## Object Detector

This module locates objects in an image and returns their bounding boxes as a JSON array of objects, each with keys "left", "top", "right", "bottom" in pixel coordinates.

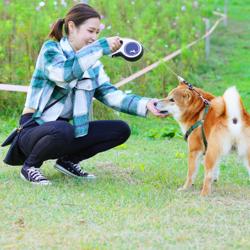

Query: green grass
[
  {"left": 1, "top": 0, "right": 250, "bottom": 249},
  {"left": 1, "top": 136, "right": 250, "bottom": 249}
]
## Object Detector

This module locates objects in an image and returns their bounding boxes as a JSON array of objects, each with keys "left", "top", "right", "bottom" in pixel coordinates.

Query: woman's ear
[{"left": 68, "top": 21, "right": 76, "bottom": 34}]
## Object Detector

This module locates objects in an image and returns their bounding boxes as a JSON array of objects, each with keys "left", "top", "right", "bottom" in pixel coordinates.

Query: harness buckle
[{"left": 204, "top": 100, "right": 210, "bottom": 106}]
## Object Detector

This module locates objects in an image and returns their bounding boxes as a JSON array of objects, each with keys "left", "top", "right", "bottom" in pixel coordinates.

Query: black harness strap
[
  {"left": 182, "top": 80, "right": 210, "bottom": 153},
  {"left": 184, "top": 104, "right": 209, "bottom": 152}
]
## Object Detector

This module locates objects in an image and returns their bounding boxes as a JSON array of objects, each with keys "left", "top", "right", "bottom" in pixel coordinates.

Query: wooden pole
[{"left": 224, "top": 0, "right": 228, "bottom": 26}]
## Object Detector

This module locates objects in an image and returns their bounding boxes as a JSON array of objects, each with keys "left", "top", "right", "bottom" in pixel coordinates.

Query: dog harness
[
  {"left": 182, "top": 81, "right": 211, "bottom": 152},
  {"left": 184, "top": 104, "right": 210, "bottom": 152}
]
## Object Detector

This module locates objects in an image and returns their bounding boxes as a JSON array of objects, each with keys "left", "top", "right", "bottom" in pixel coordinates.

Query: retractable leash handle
[{"left": 111, "top": 38, "right": 144, "bottom": 62}]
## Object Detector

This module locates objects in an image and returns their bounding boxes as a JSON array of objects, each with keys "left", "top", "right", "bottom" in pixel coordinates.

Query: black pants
[{"left": 18, "top": 113, "right": 131, "bottom": 168}]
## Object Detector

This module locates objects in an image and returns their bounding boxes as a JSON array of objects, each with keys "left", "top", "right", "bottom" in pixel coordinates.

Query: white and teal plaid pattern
[{"left": 24, "top": 37, "right": 150, "bottom": 137}]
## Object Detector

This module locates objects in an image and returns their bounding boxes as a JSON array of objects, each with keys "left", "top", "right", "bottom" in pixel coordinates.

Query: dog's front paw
[
  {"left": 177, "top": 186, "right": 186, "bottom": 192},
  {"left": 177, "top": 182, "right": 194, "bottom": 192},
  {"left": 177, "top": 185, "right": 193, "bottom": 192},
  {"left": 200, "top": 188, "right": 211, "bottom": 196}
]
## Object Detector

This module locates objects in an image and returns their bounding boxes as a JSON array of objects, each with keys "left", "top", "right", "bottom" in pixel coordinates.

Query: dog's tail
[{"left": 223, "top": 86, "right": 243, "bottom": 136}]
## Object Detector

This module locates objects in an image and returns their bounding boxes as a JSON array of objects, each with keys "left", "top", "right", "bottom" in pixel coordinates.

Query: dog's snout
[
  {"left": 154, "top": 101, "right": 169, "bottom": 115},
  {"left": 155, "top": 100, "right": 164, "bottom": 110}
]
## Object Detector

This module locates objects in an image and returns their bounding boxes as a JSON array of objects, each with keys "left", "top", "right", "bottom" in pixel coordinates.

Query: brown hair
[{"left": 49, "top": 3, "right": 101, "bottom": 41}]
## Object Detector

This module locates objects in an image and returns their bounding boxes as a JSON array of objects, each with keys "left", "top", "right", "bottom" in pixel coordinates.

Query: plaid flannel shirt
[{"left": 24, "top": 37, "right": 151, "bottom": 137}]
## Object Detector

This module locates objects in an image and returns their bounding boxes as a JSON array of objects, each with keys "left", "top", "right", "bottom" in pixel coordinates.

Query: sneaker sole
[
  {"left": 20, "top": 173, "right": 52, "bottom": 186},
  {"left": 54, "top": 164, "right": 96, "bottom": 180}
]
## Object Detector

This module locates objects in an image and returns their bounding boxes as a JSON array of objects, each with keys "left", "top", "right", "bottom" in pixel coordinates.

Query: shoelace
[
  {"left": 73, "top": 164, "right": 87, "bottom": 175},
  {"left": 27, "top": 167, "right": 47, "bottom": 181}
]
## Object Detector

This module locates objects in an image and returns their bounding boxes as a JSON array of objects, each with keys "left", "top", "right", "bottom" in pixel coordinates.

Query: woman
[{"left": 18, "top": 3, "right": 166, "bottom": 185}]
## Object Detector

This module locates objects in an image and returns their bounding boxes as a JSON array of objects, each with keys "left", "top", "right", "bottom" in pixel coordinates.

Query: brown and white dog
[{"left": 156, "top": 82, "right": 250, "bottom": 196}]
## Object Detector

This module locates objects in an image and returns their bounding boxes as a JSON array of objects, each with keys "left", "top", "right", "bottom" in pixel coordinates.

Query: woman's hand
[
  {"left": 107, "top": 36, "right": 122, "bottom": 52},
  {"left": 146, "top": 99, "right": 168, "bottom": 118}
]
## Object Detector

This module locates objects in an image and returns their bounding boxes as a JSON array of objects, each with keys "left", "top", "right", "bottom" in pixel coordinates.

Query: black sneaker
[
  {"left": 20, "top": 166, "right": 51, "bottom": 185},
  {"left": 54, "top": 159, "right": 96, "bottom": 179}
]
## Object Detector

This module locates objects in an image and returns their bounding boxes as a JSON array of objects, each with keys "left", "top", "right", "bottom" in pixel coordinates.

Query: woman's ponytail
[{"left": 48, "top": 18, "right": 65, "bottom": 41}]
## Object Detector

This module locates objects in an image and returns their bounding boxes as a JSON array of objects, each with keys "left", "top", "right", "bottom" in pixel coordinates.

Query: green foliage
[
  {"left": 145, "top": 125, "right": 182, "bottom": 139},
  {"left": 0, "top": 0, "right": 223, "bottom": 112}
]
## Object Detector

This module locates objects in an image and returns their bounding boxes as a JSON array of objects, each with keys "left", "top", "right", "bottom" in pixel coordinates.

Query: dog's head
[{"left": 155, "top": 83, "right": 213, "bottom": 121}]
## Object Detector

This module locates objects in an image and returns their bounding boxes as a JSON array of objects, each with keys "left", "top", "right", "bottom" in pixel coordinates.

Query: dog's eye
[{"left": 169, "top": 98, "right": 175, "bottom": 102}]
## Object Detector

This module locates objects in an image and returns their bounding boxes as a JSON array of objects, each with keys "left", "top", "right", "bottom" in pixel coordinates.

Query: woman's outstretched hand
[{"left": 146, "top": 99, "right": 168, "bottom": 118}]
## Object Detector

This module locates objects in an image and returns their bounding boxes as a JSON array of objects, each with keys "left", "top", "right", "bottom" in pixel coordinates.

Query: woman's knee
[{"left": 116, "top": 120, "right": 131, "bottom": 141}]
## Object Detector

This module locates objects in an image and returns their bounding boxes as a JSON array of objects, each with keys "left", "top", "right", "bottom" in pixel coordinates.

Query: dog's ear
[
  {"left": 183, "top": 89, "right": 192, "bottom": 101},
  {"left": 178, "top": 81, "right": 186, "bottom": 87},
  {"left": 211, "top": 97, "right": 225, "bottom": 116}
]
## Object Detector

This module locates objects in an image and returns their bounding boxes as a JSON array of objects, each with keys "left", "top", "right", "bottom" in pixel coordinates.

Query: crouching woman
[{"left": 14, "top": 3, "right": 165, "bottom": 185}]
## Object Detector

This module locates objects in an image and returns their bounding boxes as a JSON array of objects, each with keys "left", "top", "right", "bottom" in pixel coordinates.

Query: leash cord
[{"left": 144, "top": 46, "right": 211, "bottom": 105}]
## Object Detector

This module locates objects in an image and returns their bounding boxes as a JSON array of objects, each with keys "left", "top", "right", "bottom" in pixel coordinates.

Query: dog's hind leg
[
  {"left": 201, "top": 134, "right": 231, "bottom": 196},
  {"left": 201, "top": 128, "right": 232, "bottom": 196},
  {"left": 201, "top": 147, "right": 222, "bottom": 196},
  {"left": 179, "top": 150, "right": 203, "bottom": 191},
  {"left": 212, "top": 164, "right": 220, "bottom": 182}
]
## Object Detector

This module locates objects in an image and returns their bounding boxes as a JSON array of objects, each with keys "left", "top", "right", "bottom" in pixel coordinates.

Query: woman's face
[{"left": 68, "top": 17, "right": 101, "bottom": 51}]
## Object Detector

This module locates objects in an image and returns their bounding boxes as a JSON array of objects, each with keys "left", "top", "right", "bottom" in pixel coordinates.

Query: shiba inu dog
[{"left": 156, "top": 82, "right": 250, "bottom": 196}]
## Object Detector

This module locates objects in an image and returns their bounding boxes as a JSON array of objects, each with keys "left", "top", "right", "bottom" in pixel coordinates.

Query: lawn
[
  {"left": 0, "top": 0, "right": 250, "bottom": 249},
  {"left": 1, "top": 133, "right": 249, "bottom": 249}
]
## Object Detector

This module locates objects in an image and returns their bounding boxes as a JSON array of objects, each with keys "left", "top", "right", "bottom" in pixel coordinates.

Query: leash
[
  {"left": 114, "top": 12, "right": 226, "bottom": 88},
  {"left": 144, "top": 52, "right": 211, "bottom": 152},
  {"left": 117, "top": 13, "right": 226, "bottom": 151},
  {"left": 129, "top": 40, "right": 212, "bottom": 152},
  {"left": 177, "top": 76, "right": 210, "bottom": 106}
]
